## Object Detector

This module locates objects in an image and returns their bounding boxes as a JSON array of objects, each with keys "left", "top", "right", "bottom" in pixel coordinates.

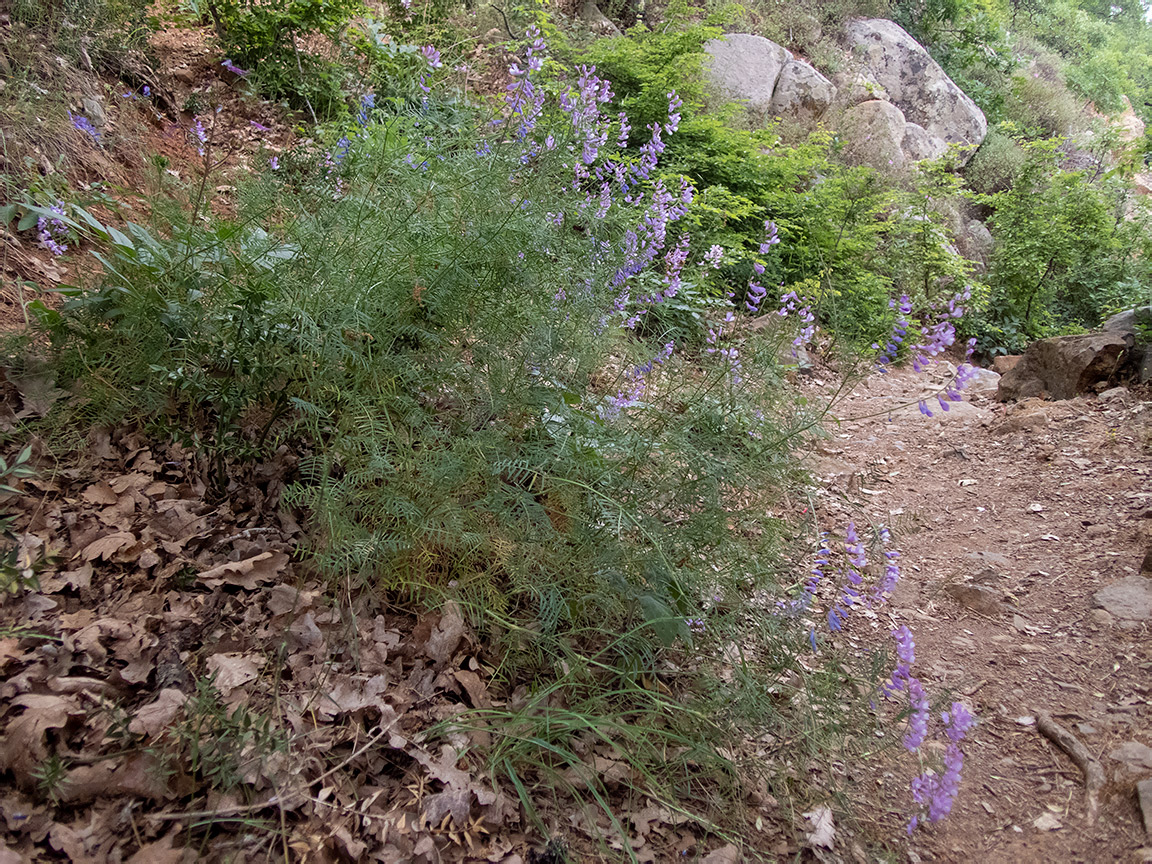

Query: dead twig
[{"left": 1035, "top": 709, "right": 1105, "bottom": 824}]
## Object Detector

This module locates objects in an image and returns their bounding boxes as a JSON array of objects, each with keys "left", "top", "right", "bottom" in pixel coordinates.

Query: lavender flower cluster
[
  {"left": 37, "top": 202, "right": 69, "bottom": 256},
  {"left": 873, "top": 287, "right": 981, "bottom": 416},
  {"left": 785, "top": 521, "right": 900, "bottom": 640},
  {"left": 883, "top": 625, "right": 977, "bottom": 831}
]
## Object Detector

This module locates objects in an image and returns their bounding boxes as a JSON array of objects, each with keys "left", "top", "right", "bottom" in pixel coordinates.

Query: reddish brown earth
[{"left": 807, "top": 364, "right": 1152, "bottom": 863}]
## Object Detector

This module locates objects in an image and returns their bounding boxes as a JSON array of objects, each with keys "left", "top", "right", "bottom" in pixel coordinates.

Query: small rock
[
  {"left": 1084, "top": 524, "right": 1110, "bottom": 539},
  {"left": 963, "top": 367, "right": 1001, "bottom": 394},
  {"left": 1109, "top": 741, "right": 1152, "bottom": 775},
  {"left": 173, "top": 67, "right": 196, "bottom": 85},
  {"left": 1088, "top": 608, "right": 1113, "bottom": 628},
  {"left": 945, "top": 582, "right": 1005, "bottom": 615},
  {"left": 82, "top": 96, "right": 105, "bottom": 127},
  {"left": 1098, "top": 386, "right": 1127, "bottom": 403},
  {"left": 1141, "top": 545, "right": 1152, "bottom": 574},
  {"left": 1001, "top": 404, "right": 1049, "bottom": 433},
  {"left": 1094, "top": 576, "right": 1152, "bottom": 621},
  {"left": 1033, "top": 812, "right": 1062, "bottom": 831},
  {"left": 1138, "top": 779, "right": 1152, "bottom": 836},
  {"left": 992, "top": 354, "right": 1022, "bottom": 375}
]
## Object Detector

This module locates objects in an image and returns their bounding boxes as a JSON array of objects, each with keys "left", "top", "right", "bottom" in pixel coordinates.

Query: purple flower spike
[
  {"left": 69, "top": 112, "right": 100, "bottom": 143},
  {"left": 221, "top": 59, "right": 250, "bottom": 77},
  {"left": 421, "top": 45, "right": 443, "bottom": 69}
]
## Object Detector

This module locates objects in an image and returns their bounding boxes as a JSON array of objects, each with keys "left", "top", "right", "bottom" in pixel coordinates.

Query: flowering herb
[
  {"left": 221, "top": 59, "right": 249, "bottom": 77},
  {"left": 69, "top": 112, "right": 100, "bottom": 143},
  {"left": 700, "top": 244, "right": 724, "bottom": 269},
  {"left": 37, "top": 202, "right": 69, "bottom": 256},
  {"left": 191, "top": 117, "right": 207, "bottom": 156},
  {"left": 420, "top": 45, "right": 442, "bottom": 69},
  {"left": 598, "top": 341, "right": 674, "bottom": 421}
]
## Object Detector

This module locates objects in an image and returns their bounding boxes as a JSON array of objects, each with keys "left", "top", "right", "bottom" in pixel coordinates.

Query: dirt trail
[{"left": 807, "top": 365, "right": 1152, "bottom": 862}]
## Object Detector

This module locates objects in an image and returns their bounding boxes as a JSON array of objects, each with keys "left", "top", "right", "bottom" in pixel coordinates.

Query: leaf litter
[{"left": 0, "top": 425, "right": 758, "bottom": 861}]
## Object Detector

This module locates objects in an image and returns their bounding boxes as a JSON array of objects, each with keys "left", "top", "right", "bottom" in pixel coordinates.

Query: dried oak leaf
[
  {"left": 57, "top": 752, "right": 171, "bottom": 804},
  {"left": 205, "top": 652, "right": 265, "bottom": 696},
  {"left": 199, "top": 551, "right": 288, "bottom": 590},
  {"left": 128, "top": 688, "right": 188, "bottom": 737},
  {"left": 80, "top": 531, "right": 141, "bottom": 563},
  {"left": 317, "top": 674, "right": 390, "bottom": 720},
  {"left": 804, "top": 805, "right": 835, "bottom": 849},
  {"left": 423, "top": 601, "right": 468, "bottom": 666},
  {"left": 0, "top": 694, "right": 82, "bottom": 779},
  {"left": 126, "top": 830, "right": 185, "bottom": 864},
  {"left": 38, "top": 561, "right": 93, "bottom": 594}
]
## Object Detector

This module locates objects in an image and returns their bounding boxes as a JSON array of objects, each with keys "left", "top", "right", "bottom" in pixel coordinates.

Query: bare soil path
[{"left": 809, "top": 365, "right": 1152, "bottom": 862}]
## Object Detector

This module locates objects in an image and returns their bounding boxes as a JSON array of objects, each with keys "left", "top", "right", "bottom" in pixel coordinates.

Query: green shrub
[
  {"left": 207, "top": 0, "right": 366, "bottom": 117},
  {"left": 962, "top": 126, "right": 1027, "bottom": 193}
]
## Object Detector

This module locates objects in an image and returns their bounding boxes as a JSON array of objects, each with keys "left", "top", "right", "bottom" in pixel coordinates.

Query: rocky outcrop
[
  {"left": 703, "top": 34, "right": 791, "bottom": 114},
  {"left": 769, "top": 59, "right": 835, "bottom": 122},
  {"left": 902, "top": 122, "right": 947, "bottom": 162},
  {"left": 996, "top": 332, "right": 1132, "bottom": 401},
  {"left": 840, "top": 100, "right": 907, "bottom": 170},
  {"left": 846, "top": 19, "right": 987, "bottom": 164},
  {"left": 1104, "top": 305, "right": 1152, "bottom": 383},
  {"left": 955, "top": 216, "right": 993, "bottom": 273}
]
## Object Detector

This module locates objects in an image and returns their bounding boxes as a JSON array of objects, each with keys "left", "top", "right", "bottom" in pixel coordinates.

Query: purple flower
[
  {"left": 700, "top": 244, "right": 724, "bottom": 269},
  {"left": 904, "top": 678, "right": 930, "bottom": 751},
  {"left": 69, "top": 112, "right": 100, "bottom": 143},
  {"left": 37, "top": 201, "right": 69, "bottom": 256},
  {"left": 911, "top": 744, "right": 966, "bottom": 823},
  {"left": 598, "top": 341, "right": 674, "bottom": 421},
  {"left": 357, "top": 93, "right": 375, "bottom": 127},
  {"left": 421, "top": 45, "right": 443, "bottom": 69},
  {"left": 221, "top": 59, "right": 249, "bottom": 77},
  {"left": 943, "top": 702, "right": 976, "bottom": 742},
  {"left": 191, "top": 117, "right": 207, "bottom": 156},
  {"left": 250, "top": 120, "right": 270, "bottom": 131},
  {"left": 269, "top": 156, "right": 280, "bottom": 170}
]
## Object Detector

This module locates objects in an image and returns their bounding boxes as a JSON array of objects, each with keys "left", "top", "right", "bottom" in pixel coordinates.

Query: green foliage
[
  {"left": 208, "top": 0, "right": 366, "bottom": 116},
  {"left": 11, "top": 0, "right": 151, "bottom": 65},
  {"left": 967, "top": 134, "right": 1152, "bottom": 352},
  {"left": 962, "top": 126, "right": 1026, "bottom": 193},
  {"left": 166, "top": 676, "right": 287, "bottom": 793}
]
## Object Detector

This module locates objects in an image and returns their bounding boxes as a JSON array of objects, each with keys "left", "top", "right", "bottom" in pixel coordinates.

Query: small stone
[
  {"left": 1033, "top": 811, "right": 1062, "bottom": 831},
  {"left": 1138, "top": 779, "right": 1152, "bottom": 836},
  {"left": 82, "top": 96, "right": 105, "bottom": 127},
  {"left": 945, "top": 582, "right": 1005, "bottom": 615},
  {"left": 1098, "top": 386, "right": 1127, "bottom": 403},
  {"left": 173, "top": 67, "right": 196, "bottom": 85},
  {"left": 1088, "top": 608, "right": 1113, "bottom": 628},
  {"left": 1109, "top": 741, "right": 1152, "bottom": 775},
  {"left": 1094, "top": 577, "right": 1152, "bottom": 621}
]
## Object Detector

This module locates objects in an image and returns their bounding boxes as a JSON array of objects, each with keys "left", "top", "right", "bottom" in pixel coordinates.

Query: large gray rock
[
  {"left": 704, "top": 34, "right": 790, "bottom": 115},
  {"left": 577, "top": 0, "right": 620, "bottom": 36},
  {"left": 1103, "top": 306, "right": 1152, "bottom": 343},
  {"left": 831, "top": 71, "right": 889, "bottom": 107},
  {"left": 996, "top": 332, "right": 1132, "bottom": 401},
  {"left": 902, "top": 122, "right": 948, "bottom": 162},
  {"left": 846, "top": 19, "right": 986, "bottom": 164},
  {"left": 840, "top": 99, "right": 906, "bottom": 170},
  {"left": 956, "top": 216, "right": 993, "bottom": 272},
  {"left": 769, "top": 59, "right": 835, "bottom": 122}
]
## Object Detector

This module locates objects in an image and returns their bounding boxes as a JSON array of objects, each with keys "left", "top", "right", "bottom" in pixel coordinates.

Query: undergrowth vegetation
[{"left": 2, "top": 0, "right": 1150, "bottom": 853}]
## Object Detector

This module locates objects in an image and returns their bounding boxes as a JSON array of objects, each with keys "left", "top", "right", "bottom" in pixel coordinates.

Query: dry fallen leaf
[
  {"left": 80, "top": 531, "right": 140, "bottom": 562},
  {"left": 424, "top": 601, "right": 467, "bottom": 665},
  {"left": 0, "top": 694, "right": 80, "bottom": 779},
  {"left": 129, "top": 688, "right": 188, "bottom": 737},
  {"left": 804, "top": 805, "right": 835, "bottom": 849},
  {"left": 199, "top": 551, "right": 289, "bottom": 589},
  {"left": 205, "top": 652, "right": 265, "bottom": 696},
  {"left": 701, "top": 843, "right": 740, "bottom": 864}
]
